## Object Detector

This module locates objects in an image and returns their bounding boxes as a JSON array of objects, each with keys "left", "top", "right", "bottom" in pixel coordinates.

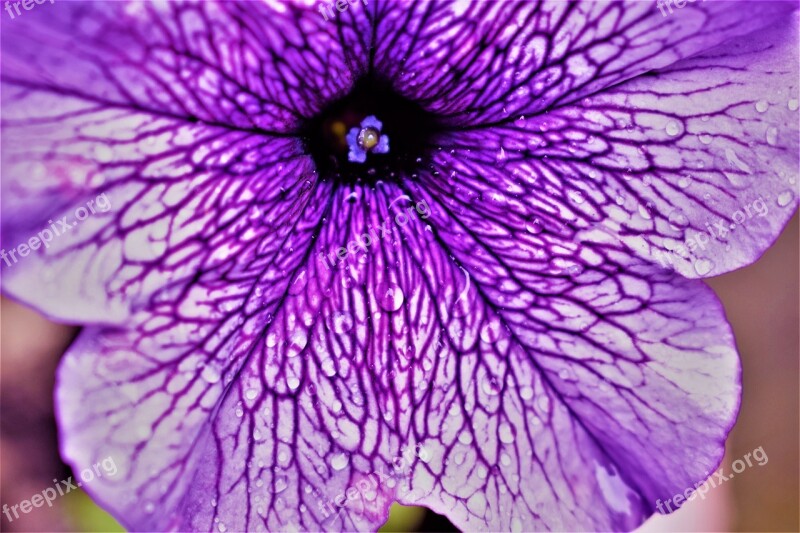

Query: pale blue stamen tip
[{"left": 347, "top": 115, "right": 390, "bottom": 164}]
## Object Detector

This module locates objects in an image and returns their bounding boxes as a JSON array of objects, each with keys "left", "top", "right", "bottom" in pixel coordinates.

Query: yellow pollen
[{"left": 358, "top": 127, "right": 380, "bottom": 150}]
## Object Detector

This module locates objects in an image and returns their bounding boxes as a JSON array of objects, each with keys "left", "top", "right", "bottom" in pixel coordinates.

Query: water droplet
[
  {"left": 693, "top": 259, "right": 714, "bottom": 276},
  {"left": 271, "top": 476, "right": 288, "bottom": 494},
  {"left": 321, "top": 359, "right": 336, "bottom": 377},
  {"left": 377, "top": 283, "right": 404, "bottom": 312},
  {"left": 201, "top": 365, "right": 221, "bottom": 384},
  {"left": 287, "top": 377, "right": 300, "bottom": 390},
  {"left": 288, "top": 269, "right": 307, "bottom": 296},
  {"left": 777, "top": 190, "right": 795, "bottom": 207},
  {"left": 331, "top": 311, "right": 354, "bottom": 334},
  {"left": 331, "top": 453, "right": 349, "bottom": 471},
  {"left": 668, "top": 209, "right": 689, "bottom": 229},
  {"left": 520, "top": 386, "right": 534, "bottom": 400},
  {"left": 525, "top": 217, "right": 543, "bottom": 234},
  {"left": 665, "top": 120, "right": 683, "bottom": 137},
  {"left": 454, "top": 452, "right": 465, "bottom": 465},
  {"left": 496, "top": 147, "right": 508, "bottom": 166},
  {"left": 678, "top": 175, "right": 692, "bottom": 189},
  {"left": 568, "top": 190, "right": 585, "bottom": 205},
  {"left": 789, "top": 99, "right": 799, "bottom": 111},
  {"left": 499, "top": 423, "right": 515, "bottom": 444},
  {"left": 755, "top": 100, "right": 769, "bottom": 113},
  {"left": 482, "top": 377, "right": 501, "bottom": 396},
  {"left": 218, "top": 522, "right": 227, "bottom": 532},
  {"left": 266, "top": 333, "right": 278, "bottom": 348},
  {"left": 245, "top": 388, "right": 258, "bottom": 401},
  {"left": 537, "top": 395, "right": 550, "bottom": 412},
  {"left": 458, "top": 431, "right": 473, "bottom": 445},
  {"left": 766, "top": 127, "right": 778, "bottom": 146},
  {"left": 287, "top": 330, "right": 307, "bottom": 358},
  {"left": 514, "top": 115, "right": 526, "bottom": 127},
  {"left": 698, "top": 134, "right": 713, "bottom": 145},
  {"left": 480, "top": 320, "right": 504, "bottom": 343}
]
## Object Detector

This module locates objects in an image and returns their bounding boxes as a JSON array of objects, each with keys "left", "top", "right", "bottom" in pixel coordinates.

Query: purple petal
[
  {"left": 360, "top": 115, "right": 383, "bottom": 131},
  {"left": 373, "top": 134, "right": 390, "bottom": 154},
  {"left": 348, "top": 146, "right": 368, "bottom": 163},
  {"left": 370, "top": 1, "right": 796, "bottom": 126},
  {"left": 442, "top": 13, "right": 798, "bottom": 279},
  {"left": 1, "top": 1, "right": 348, "bottom": 322}
]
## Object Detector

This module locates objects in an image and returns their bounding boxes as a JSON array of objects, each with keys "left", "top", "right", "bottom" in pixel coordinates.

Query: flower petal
[
  {"left": 369, "top": 1, "right": 796, "bottom": 126},
  {"left": 1, "top": 1, "right": 359, "bottom": 321},
  {"left": 445, "top": 12, "right": 798, "bottom": 279},
  {"left": 58, "top": 176, "right": 739, "bottom": 531}
]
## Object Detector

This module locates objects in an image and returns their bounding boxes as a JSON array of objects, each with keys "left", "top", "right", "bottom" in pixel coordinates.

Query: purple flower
[{"left": 1, "top": 1, "right": 798, "bottom": 531}]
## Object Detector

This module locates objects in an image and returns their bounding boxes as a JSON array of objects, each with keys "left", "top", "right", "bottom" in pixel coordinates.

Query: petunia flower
[{"left": 1, "top": 1, "right": 798, "bottom": 532}]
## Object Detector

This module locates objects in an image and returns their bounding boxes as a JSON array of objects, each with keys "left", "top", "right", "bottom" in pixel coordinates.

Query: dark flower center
[{"left": 300, "top": 76, "right": 440, "bottom": 185}]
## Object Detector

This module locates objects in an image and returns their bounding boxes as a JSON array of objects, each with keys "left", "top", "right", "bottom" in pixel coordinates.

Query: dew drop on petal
[
  {"left": 245, "top": 388, "right": 258, "bottom": 401},
  {"left": 331, "top": 311, "right": 354, "bottom": 333},
  {"left": 536, "top": 395, "right": 550, "bottom": 412},
  {"left": 755, "top": 100, "right": 769, "bottom": 113},
  {"left": 520, "top": 386, "right": 534, "bottom": 400},
  {"left": 499, "top": 423, "right": 515, "bottom": 444},
  {"left": 377, "top": 283, "right": 404, "bottom": 311},
  {"left": 698, "top": 134, "right": 713, "bottom": 145},
  {"left": 496, "top": 147, "right": 508, "bottom": 166},
  {"left": 765, "top": 127, "right": 779, "bottom": 146},
  {"left": 668, "top": 209, "right": 689, "bottom": 229},
  {"left": 693, "top": 259, "right": 714, "bottom": 276},
  {"left": 201, "top": 365, "right": 221, "bottom": 384},
  {"left": 287, "top": 330, "right": 307, "bottom": 358},
  {"left": 678, "top": 175, "right": 692, "bottom": 189},
  {"left": 525, "top": 217, "right": 543, "bottom": 234},
  {"left": 568, "top": 190, "right": 585, "bottom": 205},
  {"left": 331, "top": 453, "right": 349, "bottom": 471},
  {"left": 271, "top": 476, "right": 288, "bottom": 494},
  {"left": 321, "top": 359, "right": 336, "bottom": 377},
  {"left": 480, "top": 320, "right": 504, "bottom": 343},
  {"left": 288, "top": 270, "right": 307, "bottom": 295},
  {"left": 287, "top": 377, "right": 300, "bottom": 390},
  {"left": 777, "top": 190, "right": 795, "bottom": 207},
  {"left": 665, "top": 120, "right": 683, "bottom": 136},
  {"left": 482, "top": 377, "right": 501, "bottom": 396},
  {"left": 789, "top": 99, "right": 799, "bottom": 111}
]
